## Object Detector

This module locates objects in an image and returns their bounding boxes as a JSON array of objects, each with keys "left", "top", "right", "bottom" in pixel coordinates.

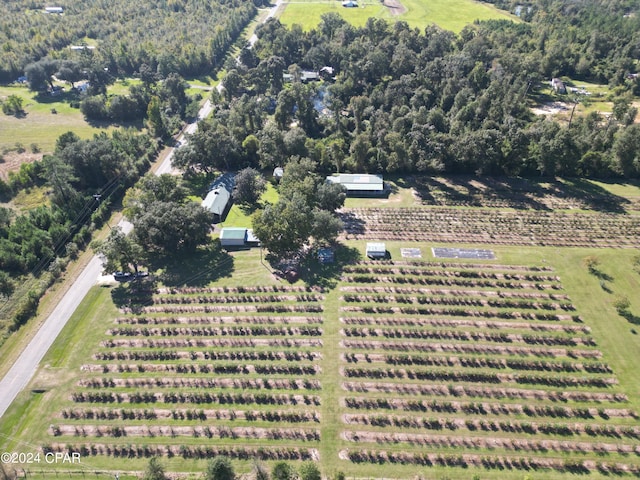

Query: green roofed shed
[{"left": 220, "top": 227, "right": 247, "bottom": 247}]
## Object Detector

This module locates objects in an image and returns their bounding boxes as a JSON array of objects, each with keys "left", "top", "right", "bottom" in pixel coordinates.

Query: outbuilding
[
  {"left": 202, "top": 187, "right": 231, "bottom": 223},
  {"left": 366, "top": 242, "right": 387, "bottom": 259},
  {"left": 326, "top": 173, "right": 385, "bottom": 196},
  {"left": 219, "top": 228, "right": 260, "bottom": 248},
  {"left": 220, "top": 228, "right": 248, "bottom": 247},
  {"left": 45, "top": 6, "right": 64, "bottom": 13},
  {"left": 551, "top": 78, "right": 567, "bottom": 94}
]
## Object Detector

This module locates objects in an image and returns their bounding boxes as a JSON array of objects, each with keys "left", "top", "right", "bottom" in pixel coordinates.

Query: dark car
[{"left": 113, "top": 271, "right": 133, "bottom": 281}]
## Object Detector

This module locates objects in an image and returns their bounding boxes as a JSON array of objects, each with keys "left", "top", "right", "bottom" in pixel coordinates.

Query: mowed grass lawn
[
  {"left": 0, "top": 85, "right": 119, "bottom": 154},
  {"left": 0, "top": 76, "right": 159, "bottom": 156},
  {"left": 221, "top": 181, "right": 279, "bottom": 228},
  {"left": 279, "top": 0, "right": 518, "bottom": 32}
]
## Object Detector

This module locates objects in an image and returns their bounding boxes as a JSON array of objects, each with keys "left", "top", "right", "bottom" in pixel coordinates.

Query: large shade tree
[
  {"left": 251, "top": 157, "right": 344, "bottom": 260},
  {"left": 93, "top": 226, "right": 145, "bottom": 274}
]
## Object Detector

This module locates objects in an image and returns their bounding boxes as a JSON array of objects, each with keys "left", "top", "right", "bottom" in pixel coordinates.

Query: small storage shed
[
  {"left": 220, "top": 228, "right": 247, "bottom": 247},
  {"left": 45, "top": 6, "right": 64, "bottom": 13},
  {"left": 366, "top": 242, "right": 387, "bottom": 259}
]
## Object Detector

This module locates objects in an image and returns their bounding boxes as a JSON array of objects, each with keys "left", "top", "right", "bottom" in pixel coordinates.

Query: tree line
[
  {"left": 0, "top": 130, "right": 157, "bottom": 337},
  {"left": 173, "top": 0, "right": 640, "bottom": 179},
  {"left": 141, "top": 456, "right": 330, "bottom": 480}
]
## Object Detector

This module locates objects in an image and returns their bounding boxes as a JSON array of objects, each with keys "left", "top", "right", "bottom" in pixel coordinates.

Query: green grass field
[
  {"left": 0, "top": 84, "right": 136, "bottom": 154},
  {"left": 2, "top": 177, "right": 640, "bottom": 479},
  {"left": 279, "top": 0, "right": 517, "bottom": 32},
  {"left": 221, "top": 182, "right": 279, "bottom": 228},
  {"left": 530, "top": 78, "right": 640, "bottom": 122},
  {"left": 0, "top": 85, "right": 117, "bottom": 154}
]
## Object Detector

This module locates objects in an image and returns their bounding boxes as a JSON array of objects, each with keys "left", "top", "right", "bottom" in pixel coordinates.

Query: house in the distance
[
  {"left": 283, "top": 70, "right": 320, "bottom": 83},
  {"left": 319, "top": 66, "right": 336, "bottom": 81},
  {"left": 45, "top": 6, "right": 64, "bottom": 13},
  {"left": 326, "top": 173, "right": 386, "bottom": 197}
]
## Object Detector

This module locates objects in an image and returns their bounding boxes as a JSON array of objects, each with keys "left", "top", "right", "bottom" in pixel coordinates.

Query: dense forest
[
  {"left": 173, "top": 0, "right": 640, "bottom": 178},
  {"left": 0, "top": 0, "right": 258, "bottom": 82},
  {"left": 0, "top": 130, "right": 157, "bottom": 337}
]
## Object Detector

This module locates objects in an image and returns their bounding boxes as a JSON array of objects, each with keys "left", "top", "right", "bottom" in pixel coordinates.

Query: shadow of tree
[
  {"left": 338, "top": 211, "right": 366, "bottom": 236},
  {"left": 109, "top": 278, "right": 156, "bottom": 313},
  {"left": 146, "top": 243, "right": 234, "bottom": 287},
  {"left": 412, "top": 174, "right": 632, "bottom": 214},
  {"left": 298, "top": 244, "right": 361, "bottom": 288},
  {"left": 621, "top": 310, "right": 640, "bottom": 325},
  {"left": 590, "top": 268, "right": 614, "bottom": 282}
]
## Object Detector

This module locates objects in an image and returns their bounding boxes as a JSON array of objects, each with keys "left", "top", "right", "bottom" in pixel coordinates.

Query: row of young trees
[
  {"left": 142, "top": 456, "right": 325, "bottom": 480},
  {"left": 0, "top": 0, "right": 257, "bottom": 82}
]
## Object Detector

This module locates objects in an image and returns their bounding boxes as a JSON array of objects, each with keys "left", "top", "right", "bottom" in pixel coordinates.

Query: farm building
[
  {"left": 219, "top": 228, "right": 260, "bottom": 248},
  {"left": 301, "top": 71, "right": 320, "bottom": 82},
  {"left": 45, "top": 6, "right": 64, "bottom": 13},
  {"left": 283, "top": 70, "right": 320, "bottom": 83},
  {"left": 202, "top": 172, "right": 235, "bottom": 222},
  {"left": 366, "top": 242, "right": 387, "bottom": 259},
  {"left": 326, "top": 173, "right": 385, "bottom": 196},
  {"left": 201, "top": 187, "right": 231, "bottom": 222}
]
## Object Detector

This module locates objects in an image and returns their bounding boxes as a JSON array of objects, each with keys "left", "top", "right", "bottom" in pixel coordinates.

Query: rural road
[
  {"left": 0, "top": 92, "right": 210, "bottom": 420},
  {"left": 0, "top": 0, "right": 283, "bottom": 421}
]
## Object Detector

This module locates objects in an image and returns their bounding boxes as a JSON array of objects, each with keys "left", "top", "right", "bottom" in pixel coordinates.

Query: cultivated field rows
[
  {"left": 35, "top": 259, "right": 640, "bottom": 476},
  {"left": 336, "top": 260, "right": 640, "bottom": 475},
  {"left": 48, "top": 286, "right": 326, "bottom": 462},
  {"left": 414, "top": 176, "right": 640, "bottom": 213},
  {"left": 341, "top": 207, "right": 640, "bottom": 247}
]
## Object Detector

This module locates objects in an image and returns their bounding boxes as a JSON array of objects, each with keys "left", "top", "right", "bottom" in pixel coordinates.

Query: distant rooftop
[
  {"left": 210, "top": 172, "right": 236, "bottom": 192},
  {"left": 326, "top": 173, "right": 384, "bottom": 192}
]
